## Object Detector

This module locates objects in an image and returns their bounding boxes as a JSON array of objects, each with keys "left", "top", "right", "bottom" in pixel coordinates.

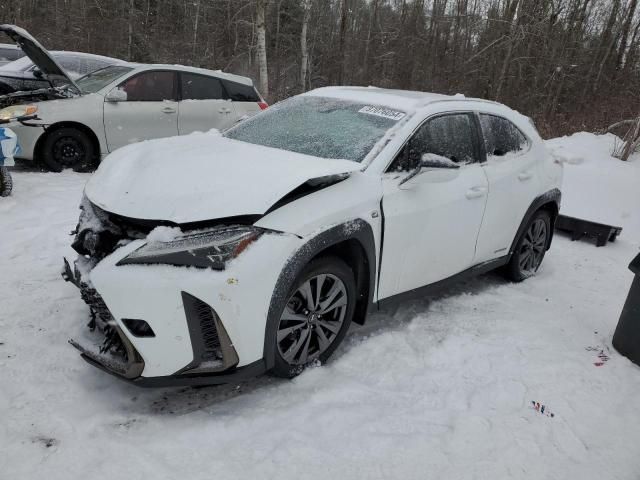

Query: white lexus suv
[{"left": 65, "top": 87, "right": 562, "bottom": 387}]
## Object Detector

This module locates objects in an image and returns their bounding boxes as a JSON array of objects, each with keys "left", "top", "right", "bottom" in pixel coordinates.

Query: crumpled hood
[{"left": 85, "top": 132, "right": 362, "bottom": 224}]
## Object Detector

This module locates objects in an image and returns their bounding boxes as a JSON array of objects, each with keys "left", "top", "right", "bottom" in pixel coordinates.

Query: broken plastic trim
[{"left": 69, "top": 323, "right": 145, "bottom": 379}]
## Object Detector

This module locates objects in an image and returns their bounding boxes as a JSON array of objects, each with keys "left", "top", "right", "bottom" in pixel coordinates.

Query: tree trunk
[
  {"left": 192, "top": 0, "right": 200, "bottom": 60},
  {"left": 616, "top": 0, "right": 638, "bottom": 69},
  {"left": 127, "top": 0, "right": 134, "bottom": 60},
  {"left": 338, "top": 0, "right": 349, "bottom": 84},
  {"left": 300, "top": 0, "right": 311, "bottom": 92},
  {"left": 256, "top": 0, "right": 269, "bottom": 99}
]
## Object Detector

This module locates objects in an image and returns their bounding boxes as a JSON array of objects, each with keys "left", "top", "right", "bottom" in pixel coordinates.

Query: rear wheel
[
  {"left": 0, "top": 167, "right": 12, "bottom": 197},
  {"left": 506, "top": 210, "right": 551, "bottom": 281},
  {"left": 271, "top": 256, "right": 356, "bottom": 378},
  {"left": 41, "top": 127, "right": 96, "bottom": 172}
]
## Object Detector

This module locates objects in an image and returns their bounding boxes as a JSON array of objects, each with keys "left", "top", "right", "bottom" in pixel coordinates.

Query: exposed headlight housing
[
  {"left": 0, "top": 104, "right": 38, "bottom": 122},
  {"left": 117, "top": 226, "right": 263, "bottom": 269}
]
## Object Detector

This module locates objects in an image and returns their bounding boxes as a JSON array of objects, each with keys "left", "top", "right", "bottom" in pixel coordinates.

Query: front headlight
[
  {"left": 116, "top": 226, "right": 263, "bottom": 269},
  {"left": 0, "top": 105, "right": 38, "bottom": 122}
]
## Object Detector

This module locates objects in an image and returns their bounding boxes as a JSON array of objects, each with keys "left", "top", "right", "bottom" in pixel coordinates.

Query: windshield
[
  {"left": 76, "top": 65, "right": 133, "bottom": 93},
  {"left": 224, "top": 96, "right": 406, "bottom": 162}
]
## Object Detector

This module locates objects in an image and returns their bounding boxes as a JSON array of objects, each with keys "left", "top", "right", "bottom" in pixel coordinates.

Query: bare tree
[
  {"left": 256, "top": 0, "right": 269, "bottom": 98},
  {"left": 2, "top": 0, "right": 640, "bottom": 140},
  {"left": 300, "top": 0, "right": 311, "bottom": 92}
]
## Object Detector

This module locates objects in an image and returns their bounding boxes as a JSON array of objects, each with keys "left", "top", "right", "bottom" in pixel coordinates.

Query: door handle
[
  {"left": 518, "top": 172, "right": 533, "bottom": 181},
  {"left": 465, "top": 186, "right": 487, "bottom": 199},
  {"left": 161, "top": 107, "right": 176, "bottom": 114},
  {"left": 218, "top": 108, "right": 232, "bottom": 114}
]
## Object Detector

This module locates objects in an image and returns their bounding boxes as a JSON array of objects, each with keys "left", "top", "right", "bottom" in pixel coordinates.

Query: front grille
[
  {"left": 80, "top": 284, "right": 128, "bottom": 358},
  {"left": 79, "top": 282, "right": 115, "bottom": 329}
]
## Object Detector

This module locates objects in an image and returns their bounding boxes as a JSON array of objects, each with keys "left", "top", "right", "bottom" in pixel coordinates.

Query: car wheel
[
  {"left": 271, "top": 256, "right": 356, "bottom": 378},
  {"left": 0, "top": 167, "right": 12, "bottom": 197},
  {"left": 41, "top": 127, "right": 96, "bottom": 172},
  {"left": 506, "top": 210, "right": 551, "bottom": 282}
]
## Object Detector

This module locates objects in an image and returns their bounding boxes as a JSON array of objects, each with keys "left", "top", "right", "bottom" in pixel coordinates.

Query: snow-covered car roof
[
  {"left": 304, "top": 86, "right": 500, "bottom": 113},
  {"left": 124, "top": 63, "right": 255, "bottom": 86}
]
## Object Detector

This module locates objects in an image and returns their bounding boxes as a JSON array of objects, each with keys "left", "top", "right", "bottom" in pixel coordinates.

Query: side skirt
[{"left": 376, "top": 255, "right": 510, "bottom": 309}]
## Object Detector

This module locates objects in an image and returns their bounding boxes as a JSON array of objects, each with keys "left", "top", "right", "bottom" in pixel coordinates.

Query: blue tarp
[{"left": 0, "top": 127, "right": 19, "bottom": 167}]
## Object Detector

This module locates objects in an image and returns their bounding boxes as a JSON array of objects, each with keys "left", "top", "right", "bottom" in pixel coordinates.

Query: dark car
[
  {"left": 0, "top": 43, "right": 25, "bottom": 66},
  {"left": 0, "top": 51, "right": 123, "bottom": 95}
]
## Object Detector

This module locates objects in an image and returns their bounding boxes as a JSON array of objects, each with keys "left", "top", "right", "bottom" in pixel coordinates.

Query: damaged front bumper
[
  {"left": 62, "top": 230, "right": 300, "bottom": 387},
  {"left": 63, "top": 256, "right": 265, "bottom": 387},
  {"left": 68, "top": 325, "right": 144, "bottom": 380}
]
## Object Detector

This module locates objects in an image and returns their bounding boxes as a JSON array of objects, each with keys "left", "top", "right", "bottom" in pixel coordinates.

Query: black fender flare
[
  {"left": 509, "top": 188, "right": 561, "bottom": 255},
  {"left": 263, "top": 219, "right": 377, "bottom": 370}
]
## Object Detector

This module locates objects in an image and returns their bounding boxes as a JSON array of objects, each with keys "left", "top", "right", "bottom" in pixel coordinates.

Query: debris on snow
[{"left": 531, "top": 401, "right": 555, "bottom": 418}]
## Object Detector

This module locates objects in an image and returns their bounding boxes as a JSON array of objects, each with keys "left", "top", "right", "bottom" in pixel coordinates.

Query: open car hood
[
  {"left": 0, "top": 24, "right": 80, "bottom": 93},
  {"left": 84, "top": 132, "right": 362, "bottom": 225}
]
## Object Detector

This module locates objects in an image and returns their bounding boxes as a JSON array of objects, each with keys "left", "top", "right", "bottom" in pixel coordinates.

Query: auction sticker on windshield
[{"left": 358, "top": 105, "right": 406, "bottom": 121}]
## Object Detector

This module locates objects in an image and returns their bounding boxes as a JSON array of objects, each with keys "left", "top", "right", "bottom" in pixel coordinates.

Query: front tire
[
  {"left": 41, "top": 127, "right": 96, "bottom": 172},
  {"left": 506, "top": 210, "right": 551, "bottom": 282},
  {"left": 0, "top": 166, "right": 12, "bottom": 197},
  {"left": 271, "top": 256, "right": 356, "bottom": 378}
]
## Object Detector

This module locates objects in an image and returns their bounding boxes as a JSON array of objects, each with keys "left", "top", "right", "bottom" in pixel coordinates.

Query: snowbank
[{"left": 546, "top": 132, "right": 640, "bottom": 239}]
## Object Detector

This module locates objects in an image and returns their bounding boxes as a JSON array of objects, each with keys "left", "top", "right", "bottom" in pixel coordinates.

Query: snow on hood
[
  {"left": 85, "top": 131, "right": 362, "bottom": 224},
  {"left": 0, "top": 24, "right": 80, "bottom": 93}
]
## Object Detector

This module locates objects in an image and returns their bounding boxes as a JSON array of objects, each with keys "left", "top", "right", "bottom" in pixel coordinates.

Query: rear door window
[
  {"left": 479, "top": 114, "right": 529, "bottom": 157},
  {"left": 222, "top": 80, "right": 259, "bottom": 102},
  {"left": 180, "top": 73, "right": 226, "bottom": 100},
  {"left": 119, "top": 71, "right": 177, "bottom": 101}
]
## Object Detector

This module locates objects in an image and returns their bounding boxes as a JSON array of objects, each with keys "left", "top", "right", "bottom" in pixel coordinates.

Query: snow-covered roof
[
  {"left": 305, "top": 86, "right": 498, "bottom": 112},
  {"left": 128, "top": 63, "right": 254, "bottom": 86},
  {"left": 47, "top": 50, "right": 125, "bottom": 63}
]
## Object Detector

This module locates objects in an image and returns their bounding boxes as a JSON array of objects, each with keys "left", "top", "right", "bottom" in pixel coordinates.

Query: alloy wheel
[
  {"left": 277, "top": 273, "right": 348, "bottom": 365},
  {"left": 519, "top": 218, "right": 547, "bottom": 274}
]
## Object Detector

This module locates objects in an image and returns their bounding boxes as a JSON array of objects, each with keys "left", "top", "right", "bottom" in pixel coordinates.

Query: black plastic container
[{"left": 612, "top": 253, "right": 640, "bottom": 366}]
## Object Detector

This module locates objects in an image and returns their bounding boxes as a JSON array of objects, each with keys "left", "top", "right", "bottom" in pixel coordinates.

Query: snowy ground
[{"left": 1, "top": 133, "right": 639, "bottom": 479}]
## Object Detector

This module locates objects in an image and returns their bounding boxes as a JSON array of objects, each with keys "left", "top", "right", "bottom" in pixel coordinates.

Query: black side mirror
[{"left": 32, "top": 67, "right": 43, "bottom": 79}]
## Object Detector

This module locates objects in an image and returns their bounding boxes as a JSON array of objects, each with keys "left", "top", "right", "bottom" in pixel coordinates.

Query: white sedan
[
  {"left": 65, "top": 86, "right": 563, "bottom": 387},
  {"left": 0, "top": 24, "right": 266, "bottom": 171}
]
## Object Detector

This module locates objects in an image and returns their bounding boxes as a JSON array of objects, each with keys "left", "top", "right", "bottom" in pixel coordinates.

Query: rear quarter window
[{"left": 223, "top": 80, "right": 260, "bottom": 102}]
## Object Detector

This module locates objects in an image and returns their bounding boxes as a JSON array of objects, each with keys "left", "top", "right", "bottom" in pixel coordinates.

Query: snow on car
[
  {"left": 0, "top": 24, "right": 266, "bottom": 172},
  {"left": 63, "top": 86, "right": 563, "bottom": 387}
]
